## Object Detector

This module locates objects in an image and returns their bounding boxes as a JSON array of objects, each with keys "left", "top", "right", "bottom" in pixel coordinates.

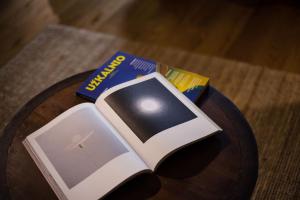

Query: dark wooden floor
[{"left": 1, "top": 0, "right": 300, "bottom": 73}]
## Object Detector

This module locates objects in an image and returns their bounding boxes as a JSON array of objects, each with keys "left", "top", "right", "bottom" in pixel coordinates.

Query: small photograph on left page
[{"left": 35, "top": 108, "right": 128, "bottom": 189}]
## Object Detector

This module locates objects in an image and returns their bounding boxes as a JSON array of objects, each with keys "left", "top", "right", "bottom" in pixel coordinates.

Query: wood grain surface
[
  {"left": 0, "top": 25, "right": 299, "bottom": 199},
  {"left": 1, "top": 0, "right": 300, "bottom": 73},
  {"left": 0, "top": 71, "right": 258, "bottom": 200}
]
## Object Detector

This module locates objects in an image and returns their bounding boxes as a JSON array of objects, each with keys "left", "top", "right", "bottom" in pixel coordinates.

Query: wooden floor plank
[
  {"left": 0, "top": 0, "right": 300, "bottom": 73},
  {"left": 225, "top": 3, "right": 300, "bottom": 73}
]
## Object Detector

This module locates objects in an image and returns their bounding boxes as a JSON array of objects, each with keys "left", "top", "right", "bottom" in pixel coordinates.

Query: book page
[
  {"left": 25, "top": 103, "right": 149, "bottom": 200},
  {"left": 95, "top": 73, "right": 222, "bottom": 170}
]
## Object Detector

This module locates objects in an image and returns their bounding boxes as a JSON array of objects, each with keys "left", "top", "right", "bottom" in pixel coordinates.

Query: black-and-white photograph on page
[
  {"left": 36, "top": 108, "right": 128, "bottom": 189},
  {"left": 105, "top": 78, "right": 197, "bottom": 143}
]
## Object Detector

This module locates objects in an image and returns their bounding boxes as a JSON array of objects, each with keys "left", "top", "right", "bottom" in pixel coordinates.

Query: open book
[{"left": 23, "top": 72, "right": 222, "bottom": 200}]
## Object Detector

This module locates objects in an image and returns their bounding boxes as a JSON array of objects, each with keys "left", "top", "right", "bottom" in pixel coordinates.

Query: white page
[
  {"left": 95, "top": 72, "right": 222, "bottom": 170},
  {"left": 25, "top": 103, "right": 149, "bottom": 200}
]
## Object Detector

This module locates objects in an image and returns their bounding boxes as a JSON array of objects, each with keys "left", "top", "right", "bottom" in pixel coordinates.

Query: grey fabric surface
[
  {"left": 0, "top": 25, "right": 123, "bottom": 134},
  {"left": 0, "top": 25, "right": 300, "bottom": 199}
]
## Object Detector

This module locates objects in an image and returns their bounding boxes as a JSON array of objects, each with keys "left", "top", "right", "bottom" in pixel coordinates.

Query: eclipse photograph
[{"left": 105, "top": 78, "right": 197, "bottom": 143}]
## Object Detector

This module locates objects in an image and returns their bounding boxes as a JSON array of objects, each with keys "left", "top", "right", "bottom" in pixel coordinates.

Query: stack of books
[
  {"left": 23, "top": 52, "right": 221, "bottom": 200},
  {"left": 76, "top": 51, "right": 209, "bottom": 103}
]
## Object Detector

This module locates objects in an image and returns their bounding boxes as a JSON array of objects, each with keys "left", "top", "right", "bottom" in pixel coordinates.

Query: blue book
[{"left": 76, "top": 51, "right": 209, "bottom": 102}]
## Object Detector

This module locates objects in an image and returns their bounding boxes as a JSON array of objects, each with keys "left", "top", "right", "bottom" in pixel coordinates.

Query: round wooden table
[{"left": 0, "top": 70, "right": 258, "bottom": 200}]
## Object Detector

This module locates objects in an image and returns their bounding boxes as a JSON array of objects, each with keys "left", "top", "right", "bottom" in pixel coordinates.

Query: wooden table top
[{"left": 0, "top": 70, "right": 258, "bottom": 200}]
